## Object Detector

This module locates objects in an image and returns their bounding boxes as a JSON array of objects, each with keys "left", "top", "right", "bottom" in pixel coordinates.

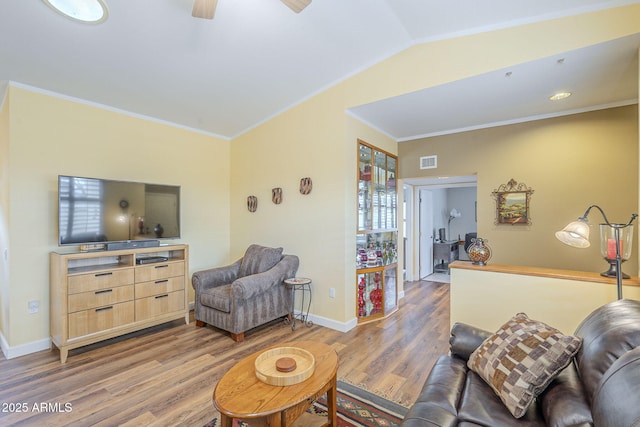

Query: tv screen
[{"left": 58, "top": 175, "right": 181, "bottom": 246}]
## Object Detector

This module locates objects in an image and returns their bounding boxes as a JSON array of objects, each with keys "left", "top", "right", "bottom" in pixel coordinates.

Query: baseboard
[
  {"left": 295, "top": 311, "right": 358, "bottom": 333},
  {"left": 0, "top": 332, "right": 51, "bottom": 360}
]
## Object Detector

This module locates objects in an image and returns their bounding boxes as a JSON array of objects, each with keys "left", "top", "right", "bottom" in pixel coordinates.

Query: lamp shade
[{"left": 555, "top": 219, "right": 591, "bottom": 248}]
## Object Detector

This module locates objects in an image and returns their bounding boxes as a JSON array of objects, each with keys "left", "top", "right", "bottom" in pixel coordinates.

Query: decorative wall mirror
[{"left": 492, "top": 179, "right": 534, "bottom": 225}]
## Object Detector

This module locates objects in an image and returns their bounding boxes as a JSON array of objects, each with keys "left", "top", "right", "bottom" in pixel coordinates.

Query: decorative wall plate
[
  {"left": 300, "top": 177, "right": 312, "bottom": 195},
  {"left": 272, "top": 187, "right": 282, "bottom": 204},
  {"left": 247, "top": 196, "right": 258, "bottom": 212}
]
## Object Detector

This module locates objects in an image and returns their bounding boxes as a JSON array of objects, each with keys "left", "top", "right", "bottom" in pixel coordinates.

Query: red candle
[{"left": 607, "top": 238, "right": 624, "bottom": 259}]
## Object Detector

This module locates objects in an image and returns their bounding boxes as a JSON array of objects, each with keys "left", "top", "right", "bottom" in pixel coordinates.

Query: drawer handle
[
  {"left": 155, "top": 265, "right": 169, "bottom": 269},
  {"left": 95, "top": 306, "right": 113, "bottom": 312},
  {"left": 95, "top": 289, "right": 113, "bottom": 295},
  {"left": 155, "top": 294, "right": 169, "bottom": 299},
  {"left": 95, "top": 272, "right": 113, "bottom": 277},
  {"left": 155, "top": 280, "right": 169, "bottom": 284}
]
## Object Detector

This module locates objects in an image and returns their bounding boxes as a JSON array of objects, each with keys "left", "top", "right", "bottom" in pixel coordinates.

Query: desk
[
  {"left": 433, "top": 241, "right": 459, "bottom": 273},
  {"left": 213, "top": 341, "right": 338, "bottom": 427}
]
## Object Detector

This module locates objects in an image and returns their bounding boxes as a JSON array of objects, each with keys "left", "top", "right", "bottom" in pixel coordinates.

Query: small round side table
[{"left": 284, "top": 277, "right": 313, "bottom": 330}]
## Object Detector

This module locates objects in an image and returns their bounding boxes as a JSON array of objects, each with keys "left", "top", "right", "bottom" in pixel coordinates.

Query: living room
[{"left": 1, "top": 1, "right": 640, "bottom": 425}]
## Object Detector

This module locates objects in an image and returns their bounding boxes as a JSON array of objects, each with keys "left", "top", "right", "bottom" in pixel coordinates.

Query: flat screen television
[{"left": 58, "top": 175, "right": 181, "bottom": 247}]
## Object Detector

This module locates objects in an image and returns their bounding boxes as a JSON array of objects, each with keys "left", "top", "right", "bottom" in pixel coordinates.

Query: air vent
[{"left": 420, "top": 155, "right": 437, "bottom": 169}]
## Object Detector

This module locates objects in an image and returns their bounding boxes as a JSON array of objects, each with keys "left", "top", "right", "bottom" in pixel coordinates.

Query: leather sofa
[
  {"left": 192, "top": 244, "right": 299, "bottom": 342},
  {"left": 401, "top": 299, "right": 640, "bottom": 427}
]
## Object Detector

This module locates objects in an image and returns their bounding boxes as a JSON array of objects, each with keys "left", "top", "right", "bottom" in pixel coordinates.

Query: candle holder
[
  {"left": 600, "top": 224, "right": 634, "bottom": 279},
  {"left": 556, "top": 205, "right": 638, "bottom": 300}
]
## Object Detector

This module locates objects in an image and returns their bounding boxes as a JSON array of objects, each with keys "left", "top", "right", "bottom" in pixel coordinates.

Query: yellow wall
[
  {"left": 228, "top": 4, "right": 640, "bottom": 325},
  {"left": 450, "top": 265, "right": 640, "bottom": 334},
  {"left": 399, "top": 106, "right": 639, "bottom": 275},
  {"left": 230, "top": 87, "right": 397, "bottom": 325},
  {"left": 4, "top": 87, "right": 230, "bottom": 349},
  {"left": 0, "top": 86, "right": 9, "bottom": 344},
  {"left": 3, "top": 4, "right": 640, "bottom": 354}
]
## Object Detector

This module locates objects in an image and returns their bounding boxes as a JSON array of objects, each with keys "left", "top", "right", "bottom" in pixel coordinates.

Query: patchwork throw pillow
[{"left": 467, "top": 313, "right": 582, "bottom": 419}]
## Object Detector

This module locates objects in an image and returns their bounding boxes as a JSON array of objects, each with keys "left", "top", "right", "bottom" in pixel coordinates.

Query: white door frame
[
  {"left": 419, "top": 189, "right": 434, "bottom": 279},
  {"left": 403, "top": 175, "right": 478, "bottom": 281}
]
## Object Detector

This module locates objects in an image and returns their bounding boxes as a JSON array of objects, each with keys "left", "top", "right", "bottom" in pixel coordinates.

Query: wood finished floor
[{"left": 0, "top": 280, "right": 450, "bottom": 427}]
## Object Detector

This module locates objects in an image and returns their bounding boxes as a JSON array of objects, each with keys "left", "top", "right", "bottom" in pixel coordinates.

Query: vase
[
  {"left": 468, "top": 237, "right": 491, "bottom": 266},
  {"left": 154, "top": 223, "right": 164, "bottom": 238}
]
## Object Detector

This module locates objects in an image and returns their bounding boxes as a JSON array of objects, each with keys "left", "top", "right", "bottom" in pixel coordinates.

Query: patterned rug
[{"left": 204, "top": 380, "right": 407, "bottom": 427}]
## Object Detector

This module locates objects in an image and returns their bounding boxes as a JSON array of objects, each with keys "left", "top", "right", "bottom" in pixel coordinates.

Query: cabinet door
[
  {"left": 386, "top": 156, "right": 397, "bottom": 229},
  {"left": 356, "top": 271, "right": 384, "bottom": 320},
  {"left": 373, "top": 150, "right": 387, "bottom": 229},
  {"left": 384, "top": 266, "right": 397, "bottom": 314},
  {"left": 358, "top": 144, "right": 372, "bottom": 231}
]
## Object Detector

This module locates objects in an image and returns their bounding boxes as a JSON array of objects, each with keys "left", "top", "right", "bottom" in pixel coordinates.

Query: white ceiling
[{"left": 1, "top": 0, "right": 639, "bottom": 141}]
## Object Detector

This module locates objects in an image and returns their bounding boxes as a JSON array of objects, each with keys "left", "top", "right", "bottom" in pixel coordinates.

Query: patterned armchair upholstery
[{"left": 192, "top": 244, "right": 299, "bottom": 342}]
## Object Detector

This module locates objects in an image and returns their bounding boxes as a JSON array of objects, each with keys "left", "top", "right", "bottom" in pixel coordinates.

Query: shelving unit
[
  {"left": 356, "top": 140, "right": 398, "bottom": 323},
  {"left": 50, "top": 244, "right": 189, "bottom": 363}
]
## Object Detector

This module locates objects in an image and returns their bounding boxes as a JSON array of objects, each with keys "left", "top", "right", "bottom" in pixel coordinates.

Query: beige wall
[
  {"left": 400, "top": 106, "right": 639, "bottom": 275},
  {"left": 3, "top": 87, "right": 230, "bottom": 350}
]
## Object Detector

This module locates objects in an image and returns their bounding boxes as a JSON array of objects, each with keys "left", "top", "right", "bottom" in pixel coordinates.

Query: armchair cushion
[
  {"left": 200, "top": 284, "right": 232, "bottom": 313},
  {"left": 467, "top": 312, "right": 582, "bottom": 419},
  {"left": 238, "top": 244, "right": 283, "bottom": 277}
]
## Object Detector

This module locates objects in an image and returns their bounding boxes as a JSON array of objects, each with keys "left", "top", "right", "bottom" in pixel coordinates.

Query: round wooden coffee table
[{"left": 213, "top": 341, "right": 338, "bottom": 427}]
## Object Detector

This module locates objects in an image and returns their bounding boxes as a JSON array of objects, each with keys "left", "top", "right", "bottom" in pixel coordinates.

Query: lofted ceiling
[{"left": 1, "top": 0, "right": 639, "bottom": 141}]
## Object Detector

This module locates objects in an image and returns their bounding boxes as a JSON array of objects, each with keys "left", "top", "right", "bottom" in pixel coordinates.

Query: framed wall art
[{"left": 491, "top": 179, "right": 534, "bottom": 225}]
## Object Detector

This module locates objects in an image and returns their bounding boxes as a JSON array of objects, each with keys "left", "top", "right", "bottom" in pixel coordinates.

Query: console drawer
[
  {"left": 135, "top": 290, "right": 185, "bottom": 322},
  {"left": 135, "top": 262, "right": 184, "bottom": 282},
  {"left": 68, "top": 301, "right": 134, "bottom": 339},
  {"left": 68, "top": 269, "right": 134, "bottom": 294},
  {"left": 68, "top": 285, "right": 134, "bottom": 313},
  {"left": 135, "top": 276, "right": 185, "bottom": 299}
]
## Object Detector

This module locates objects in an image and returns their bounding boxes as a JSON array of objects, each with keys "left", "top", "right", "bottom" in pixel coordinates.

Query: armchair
[{"left": 192, "top": 244, "right": 299, "bottom": 342}]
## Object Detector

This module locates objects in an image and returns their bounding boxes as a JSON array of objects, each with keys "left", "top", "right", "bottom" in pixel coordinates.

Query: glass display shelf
[{"left": 356, "top": 140, "right": 398, "bottom": 323}]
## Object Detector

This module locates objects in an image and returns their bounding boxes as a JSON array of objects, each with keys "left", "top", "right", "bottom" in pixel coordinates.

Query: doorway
[{"left": 403, "top": 175, "right": 477, "bottom": 281}]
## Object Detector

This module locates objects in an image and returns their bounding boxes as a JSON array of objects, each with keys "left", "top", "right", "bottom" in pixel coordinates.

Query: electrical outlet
[
  {"left": 28, "top": 300, "right": 39, "bottom": 314},
  {"left": 329, "top": 288, "right": 335, "bottom": 298}
]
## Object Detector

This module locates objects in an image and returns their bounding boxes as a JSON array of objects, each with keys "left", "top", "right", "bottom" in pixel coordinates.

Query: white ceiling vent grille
[{"left": 420, "top": 155, "right": 437, "bottom": 170}]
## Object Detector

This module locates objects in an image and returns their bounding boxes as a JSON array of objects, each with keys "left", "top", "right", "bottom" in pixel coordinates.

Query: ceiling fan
[{"left": 192, "top": 0, "right": 312, "bottom": 19}]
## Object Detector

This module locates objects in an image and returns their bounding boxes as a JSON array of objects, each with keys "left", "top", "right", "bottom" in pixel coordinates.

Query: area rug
[{"left": 204, "top": 380, "right": 408, "bottom": 427}]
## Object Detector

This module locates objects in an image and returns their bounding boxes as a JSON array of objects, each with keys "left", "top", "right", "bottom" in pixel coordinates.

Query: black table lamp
[{"left": 555, "top": 205, "right": 637, "bottom": 300}]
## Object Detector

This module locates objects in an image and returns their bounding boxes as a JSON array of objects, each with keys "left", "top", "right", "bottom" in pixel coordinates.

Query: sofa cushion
[
  {"left": 199, "top": 284, "right": 232, "bottom": 313},
  {"left": 458, "top": 371, "right": 545, "bottom": 426},
  {"left": 467, "top": 313, "right": 582, "bottom": 419},
  {"left": 238, "top": 244, "right": 283, "bottom": 277}
]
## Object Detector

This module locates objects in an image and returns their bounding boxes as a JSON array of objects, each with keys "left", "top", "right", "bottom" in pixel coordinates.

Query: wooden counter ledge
[{"left": 449, "top": 260, "right": 640, "bottom": 287}]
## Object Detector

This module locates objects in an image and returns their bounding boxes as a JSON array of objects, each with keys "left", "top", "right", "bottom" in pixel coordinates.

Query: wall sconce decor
[
  {"left": 492, "top": 178, "right": 534, "bottom": 225},
  {"left": 272, "top": 188, "right": 282, "bottom": 204},
  {"left": 556, "top": 204, "right": 638, "bottom": 300},
  {"left": 300, "top": 177, "right": 312, "bottom": 195},
  {"left": 247, "top": 196, "right": 258, "bottom": 212}
]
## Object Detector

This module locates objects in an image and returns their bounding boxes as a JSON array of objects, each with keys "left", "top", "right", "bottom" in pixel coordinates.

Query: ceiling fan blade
[
  {"left": 281, "top": 0, "right": 312, "bottom": 13},
  {"left": 192, "top": 0, "right": 217, "bottom": 19}
]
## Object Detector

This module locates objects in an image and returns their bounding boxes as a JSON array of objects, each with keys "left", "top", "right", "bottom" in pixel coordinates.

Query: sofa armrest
[
  {"left": 539, "top": 361, "right": 593, "bottom": 427},
  {"left": 232, "top": 255, "right": 299, "bottom": 301},
  {"left": 449, "top": 322, "right": 492, "bottom": 361},
  {"left": 192, "top": 259, "right": 242, "bottom": 293}
]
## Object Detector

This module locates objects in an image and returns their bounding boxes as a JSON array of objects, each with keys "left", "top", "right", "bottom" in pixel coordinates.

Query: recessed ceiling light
[
  {"left": 549, "top": 92, "right": 572, "bottom": 101},
  {"left": 42, "top": 0, "right": 109, "bottom": 24}
]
